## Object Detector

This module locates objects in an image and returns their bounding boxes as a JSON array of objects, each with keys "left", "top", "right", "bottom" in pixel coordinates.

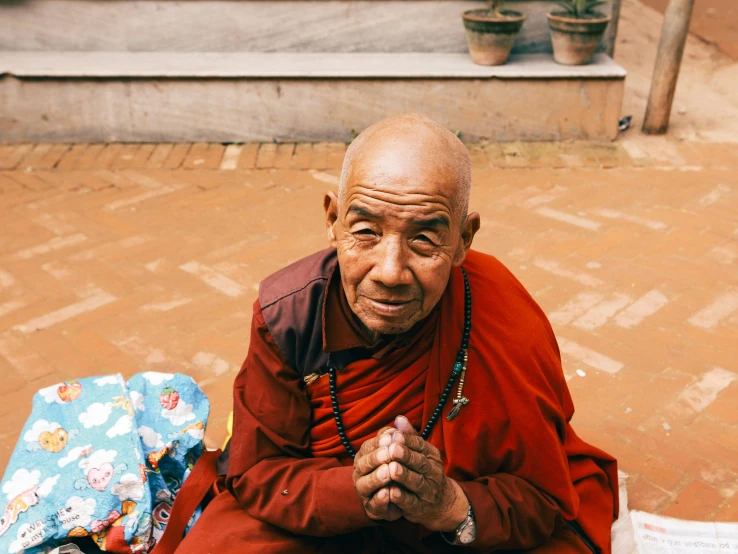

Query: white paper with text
[{"left": 631, "top": 511, "right": 738, "bottom": 554}]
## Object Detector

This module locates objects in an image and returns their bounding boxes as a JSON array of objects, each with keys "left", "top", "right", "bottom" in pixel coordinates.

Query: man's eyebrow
[
  {"left": 411, "top": 216, "right": 450, "bottom": 230},
  {"left": 347, "top": 205, "right": 380, "bottom": 219}
]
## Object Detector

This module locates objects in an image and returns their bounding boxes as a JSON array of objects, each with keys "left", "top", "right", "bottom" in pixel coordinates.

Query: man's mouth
[{"left": 367, "top": 298, "right": 414, "bottom": 315}]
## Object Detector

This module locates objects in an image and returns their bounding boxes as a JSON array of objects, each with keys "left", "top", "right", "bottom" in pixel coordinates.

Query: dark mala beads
[{"left": 330, "top": 267, "right": 472, "bottom": 458}]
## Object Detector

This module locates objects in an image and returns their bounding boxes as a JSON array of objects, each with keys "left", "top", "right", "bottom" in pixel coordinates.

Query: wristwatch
[{"left": 442, "top": 502, "right": 476, "bottom": 546}]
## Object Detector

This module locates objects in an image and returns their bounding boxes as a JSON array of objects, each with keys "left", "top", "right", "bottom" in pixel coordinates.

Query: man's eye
[
  {"left": 415, "top": 235, "right": 434, "bottom": 244},
  {"left": 353, "top": 229, "right": 376, "bottom": 237}
]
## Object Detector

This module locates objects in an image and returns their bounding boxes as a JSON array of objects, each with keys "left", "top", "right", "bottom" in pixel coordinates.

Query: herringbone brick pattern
[{"left": 1, "top": 140, "right": 737, "bottom": 521}]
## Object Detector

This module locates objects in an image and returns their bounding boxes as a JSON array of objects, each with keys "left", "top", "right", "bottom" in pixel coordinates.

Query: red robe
[{"left": 176, "top": 250, "right": 617, "bottom": 553}]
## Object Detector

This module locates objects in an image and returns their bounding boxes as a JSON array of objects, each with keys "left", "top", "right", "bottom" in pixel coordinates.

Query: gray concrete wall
[{"left": 0, "top": 0, "right": 618, "bottom": 55}]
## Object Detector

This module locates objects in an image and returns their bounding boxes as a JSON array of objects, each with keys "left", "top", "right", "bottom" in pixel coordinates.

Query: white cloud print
[
  {"left": 79, "top": 449, "right": 117, "bottom": 475},
  {"left": 36, "top": 474, "right": 60, "bottom": 499},
  {"left": 111, "top": 473, "right": 145, "bottom": 501},
  {"left": 9, "top": 521, "right": 46, "bottom": 553},
  {"left": 58, "top": 445, "right": 93, "bottom": 468},
  {"left": 38, "top": 383, "right": 64, "bottom": 404},
  {"left": 3, "top": 468, "right": 40, "bottom": 501},
  {"left": 129, "top": 390, "right": 145, "bottom": 412},
  {"left": 141, "top": 372, "right": 173, "bottom": 386},
  {"left": 138, "top": 425, "right": 164, "bottom": 449},
  {"left": 78, "top": 402, "right": 112, "bottom": 429},
  {"left": 94, "top": 375, "right": 121, "bottom": 387},
  {"left": 2, "top": 469, "right": 59, "bottom": 511},
  {"left": 23, "top": 419, "right": 61, "bottom": 443},
  {"left": 161, "top": 402, "right": 196, "bottom": 426},
  {"left": 57, "top": 496, "right": 96, "bottom": 530},
  {"left": 106, "top": 415, "right": 133, "bottom": 439}
]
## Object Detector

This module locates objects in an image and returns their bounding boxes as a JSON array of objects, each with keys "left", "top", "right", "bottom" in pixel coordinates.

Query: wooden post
[{"left": 642, "top": 0, "right": 695, "bottom": 134}]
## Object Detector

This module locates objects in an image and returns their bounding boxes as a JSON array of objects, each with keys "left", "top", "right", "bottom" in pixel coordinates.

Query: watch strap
[{"left": 441, "top": 503, "right": 475, "bottom": 546}]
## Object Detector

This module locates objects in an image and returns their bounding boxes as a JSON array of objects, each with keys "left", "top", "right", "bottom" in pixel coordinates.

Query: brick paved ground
[{"left": 1, "top": 140, "right": 737, "bottom": 522}]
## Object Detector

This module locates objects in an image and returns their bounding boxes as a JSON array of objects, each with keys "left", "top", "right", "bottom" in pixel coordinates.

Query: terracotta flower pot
[
  {"left": 547, "top": 12, "right": 611, "bottom": 66},
  {"left": 462, "top": 10, "right": 526, "bottom": 66}
]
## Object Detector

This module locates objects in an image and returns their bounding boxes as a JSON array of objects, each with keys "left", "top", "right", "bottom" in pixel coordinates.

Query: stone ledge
[{"left": 0, "top": 52, "right": 626, "bottom": 80}]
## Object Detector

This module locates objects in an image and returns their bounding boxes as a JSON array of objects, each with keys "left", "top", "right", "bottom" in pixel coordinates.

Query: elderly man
[{"left": 176, "top": 114, "right": 617, "bottom": 553}]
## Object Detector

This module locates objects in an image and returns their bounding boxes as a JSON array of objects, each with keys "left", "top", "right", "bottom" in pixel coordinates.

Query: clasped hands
[{"left": 351, "top": 415, "right": 469, "bottom": 533}]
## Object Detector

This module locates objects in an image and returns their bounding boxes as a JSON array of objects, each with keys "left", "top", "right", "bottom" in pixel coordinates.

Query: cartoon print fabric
[{"left": 0, "top": 373, "right": 210, "bottom": 554}]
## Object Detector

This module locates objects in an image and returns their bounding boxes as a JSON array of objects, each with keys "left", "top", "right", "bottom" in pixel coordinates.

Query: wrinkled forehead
[{"left": 343, "top": 134, "right": 462, "bottom": 207}]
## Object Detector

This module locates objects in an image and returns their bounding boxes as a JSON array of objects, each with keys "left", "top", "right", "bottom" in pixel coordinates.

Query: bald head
[
  {"left": 324, "top": 113, "right": 480, "bottom": 336},
  {"left": 338, "top": 114, "right": 472, "bottom": 225}
]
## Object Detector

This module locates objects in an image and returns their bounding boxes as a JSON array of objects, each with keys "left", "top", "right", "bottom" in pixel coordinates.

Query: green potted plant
[
  {"left": 547, "top": 0, "right": 611, "bottom": 65},
  {"left": 462, "top": 0, "right": 526, "bottom": 66}
]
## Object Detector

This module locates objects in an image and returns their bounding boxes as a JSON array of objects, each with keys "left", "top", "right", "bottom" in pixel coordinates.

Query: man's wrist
[{"left": 439, "top": 479, "right": 471, "bottom": 532}]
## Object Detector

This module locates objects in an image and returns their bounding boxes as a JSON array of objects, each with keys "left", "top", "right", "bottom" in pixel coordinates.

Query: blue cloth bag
[{"left": 0, "top": 372, "right": 209, "bottom": 554}]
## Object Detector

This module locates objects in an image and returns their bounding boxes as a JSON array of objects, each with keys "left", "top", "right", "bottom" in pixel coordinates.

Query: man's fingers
[
  {"left": 388, "top": 461, "right": 427, "bottom": 495},
  {"left": 383, "top": 503, "right": 403, "bottom": 522},
  {"left": 364, "top": 488, "right": 402, "bottom": 521},
  {"left": 387, "top": 442, "right": 431, "bottom": 475},
  {"left": 388, "top": 485, "right": 423, "bottom": 519},
  {"left": 367, "top": 486, "right": 390, "bottom": 510},
  {"left": 354, "top": 463, "right": 392, "bottom": 498},
  {"left": 392, "top": 433, "right": 440, "bottom": 460},
  {"left": 355, "top": 435, "right": 380, "bottom": 458},
  {"left": 353, "top": 445, "right": 391, "bottom": 478},
  {"left": 355, "top": 430, "right": 393, "bottom": 459},
  {"left": 393, "top": 415, "right": 418, "bottom": 435}
]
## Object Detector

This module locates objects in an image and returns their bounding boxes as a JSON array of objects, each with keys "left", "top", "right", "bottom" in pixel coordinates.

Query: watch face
[{"left": 459, "top": 521, "right": 476, "bottom": 544}]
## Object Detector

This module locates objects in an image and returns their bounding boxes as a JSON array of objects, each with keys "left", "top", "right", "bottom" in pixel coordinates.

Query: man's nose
[{"left": 371, "top": 237, "right": 413, "bottom": 288}]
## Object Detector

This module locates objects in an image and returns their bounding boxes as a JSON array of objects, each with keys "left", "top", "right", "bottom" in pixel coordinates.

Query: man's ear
[
  {"left": 453, "top": 212, "right": 481, "bottom": 266},
  {"left": 324, "top": 191, "right": 339, "bottom": 248}
]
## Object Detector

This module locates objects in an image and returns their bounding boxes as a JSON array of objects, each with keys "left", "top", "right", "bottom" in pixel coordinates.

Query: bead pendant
[
  {"left": 447, "top": 396, "right": 469, "bottom": 421},
  {"left": 452, "top": 361, "right": 463, "bottom": 376}
]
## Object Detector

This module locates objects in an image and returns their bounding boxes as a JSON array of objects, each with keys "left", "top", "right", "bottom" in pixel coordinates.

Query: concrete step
[
  {"left": 0, "top": 0, "right": 620, "bottom": 56},
  {"left": 1, "top": 51, "right": 627, "bottom": 79},
  {"left": 0, "top": 52, "right": 626, "bottom": 142}
]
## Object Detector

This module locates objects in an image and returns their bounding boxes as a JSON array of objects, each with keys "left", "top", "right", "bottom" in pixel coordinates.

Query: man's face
[{"left": 325, "top": 139, "right": 478, "bottom": 337}]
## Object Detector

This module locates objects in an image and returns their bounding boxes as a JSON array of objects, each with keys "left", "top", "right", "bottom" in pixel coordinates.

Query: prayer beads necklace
[{"left": 329, "top": 267, "right": 472, "bottom": 458}]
